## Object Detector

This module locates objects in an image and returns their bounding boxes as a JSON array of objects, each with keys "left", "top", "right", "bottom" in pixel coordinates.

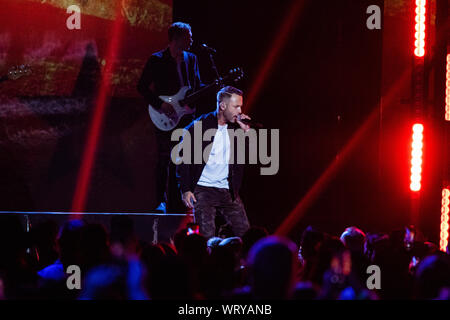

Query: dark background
[
  {"left": 175, "top": 0, "right": 386, "bottom": 237},
  {"left": 1, "top": 0, "right": 446, "bottom": 242}
]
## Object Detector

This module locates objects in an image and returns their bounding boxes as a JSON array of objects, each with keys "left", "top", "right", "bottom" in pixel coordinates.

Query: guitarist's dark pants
[{"left": 154, "top": 117, "right": 192, "bottom": 213}]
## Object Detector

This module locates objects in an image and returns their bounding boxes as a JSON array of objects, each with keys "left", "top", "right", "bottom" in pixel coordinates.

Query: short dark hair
[
  {"left": 216, "top": 86, "right": 243, "bottom": 107},
  {"left": 168, "top": 22, "right": 191, "bottom": 41}
]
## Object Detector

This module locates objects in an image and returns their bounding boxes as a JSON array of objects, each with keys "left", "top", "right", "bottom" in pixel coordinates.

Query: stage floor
[{"left": 1, "top": 211, "right": 194, "bottom": 244}]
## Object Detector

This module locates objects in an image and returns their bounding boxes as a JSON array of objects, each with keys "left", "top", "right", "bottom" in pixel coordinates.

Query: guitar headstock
[
  {"left": 7, "top": 64, "right": 32, "bottom": 81},
  {"left": 226, "top": 67, "right": 244, "bottom": 83}
]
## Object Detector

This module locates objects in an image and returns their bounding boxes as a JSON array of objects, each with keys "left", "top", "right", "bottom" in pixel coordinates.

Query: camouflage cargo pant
[{"left": 193, "top": 185, "right": 250, "bottom": 239}]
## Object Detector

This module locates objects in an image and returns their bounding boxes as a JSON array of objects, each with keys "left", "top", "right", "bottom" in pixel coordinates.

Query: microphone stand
[{"left": 207, "top": 50, "right": 223, "bottom": 87}]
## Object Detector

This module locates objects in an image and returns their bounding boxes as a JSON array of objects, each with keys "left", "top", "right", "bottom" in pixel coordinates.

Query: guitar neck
[
  {"left": 182, "top": 81, "right": 220, "bottom": 106},
  {"left": 180, "top": 68, "right": 242, "bottom": 106}
]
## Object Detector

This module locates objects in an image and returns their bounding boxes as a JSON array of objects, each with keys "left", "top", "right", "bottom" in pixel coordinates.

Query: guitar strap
[{"left": 183, "top": 51, "right": 191, "bottom": 88}]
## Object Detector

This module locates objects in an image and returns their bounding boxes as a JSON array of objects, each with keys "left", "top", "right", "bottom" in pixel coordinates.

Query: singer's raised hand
[{"left": 236, "top": 113, "right": 251, "bottom": 132}]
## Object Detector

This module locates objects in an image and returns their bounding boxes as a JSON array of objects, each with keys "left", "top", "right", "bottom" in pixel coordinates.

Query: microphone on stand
[{"left": 201, "top": 43, "right": 217, "bottom": 54}]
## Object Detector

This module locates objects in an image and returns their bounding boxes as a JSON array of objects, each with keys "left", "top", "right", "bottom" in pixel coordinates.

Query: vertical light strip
[
  {"left": 445, "top": 54, "right": 450, "bottom": 121},
  {"left": 414, "top": 0, "right": 426, "bottom": 57},
  {"left": 440, "top": 188, "right": 450, "bottom": 251},
  {"left": 410, "top": 123, "right": 424, "bottom": 191}
]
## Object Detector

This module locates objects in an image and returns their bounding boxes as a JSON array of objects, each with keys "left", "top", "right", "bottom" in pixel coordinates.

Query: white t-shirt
[{"left": 197, "top": 124, "right": 230, "bottom": 189}]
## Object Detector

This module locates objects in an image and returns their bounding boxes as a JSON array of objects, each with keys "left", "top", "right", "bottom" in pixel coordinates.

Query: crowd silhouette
[{"left": 0, "top": 214, "right": 449, "bottom": 300}]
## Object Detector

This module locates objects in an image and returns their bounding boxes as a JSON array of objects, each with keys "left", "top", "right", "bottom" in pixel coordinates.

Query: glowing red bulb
[
  {"left": 445, "top": 54, "right": 450, "bottom": 121},
  {"left": 414, "top": 0, "right": 426, "bottom": 57},
  {"left": 410, "top": 124, "right": 423, "bottom": 192},
  {"left": 440, "top": 188, "right": 450, "bottom": 252}
]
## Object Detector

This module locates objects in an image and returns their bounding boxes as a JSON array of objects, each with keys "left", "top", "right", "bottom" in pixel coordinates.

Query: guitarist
[{"left": 137, "top": 22, "right": 203, "bottom": 213}]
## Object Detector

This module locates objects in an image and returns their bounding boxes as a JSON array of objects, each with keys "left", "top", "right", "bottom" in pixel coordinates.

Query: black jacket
[
  {"left": 177, "top": 111, "right": 246, "bottom": 200},
  {"left": 137, "top": 48, "right": 202, "bottom": 110}
]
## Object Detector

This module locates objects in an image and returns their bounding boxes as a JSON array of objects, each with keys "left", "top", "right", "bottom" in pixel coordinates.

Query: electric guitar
[
  {"left": 148, "top": 67, "right": 244, "bottom": 131},
  {"left": 0, "top": 64, "right": 32, "bottom": 83}
]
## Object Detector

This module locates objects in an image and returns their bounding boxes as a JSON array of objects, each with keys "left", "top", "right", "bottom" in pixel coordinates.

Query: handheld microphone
[
  {"left": 201, "top": 43, "right": 217, "bottom": 54},
  {"left": 237, "top": 115, "right": 263, "bottom": 128}
]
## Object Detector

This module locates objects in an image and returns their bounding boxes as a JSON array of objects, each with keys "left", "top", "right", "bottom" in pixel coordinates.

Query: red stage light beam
[
  {"left": 244, "top": 0, "right": 306, "bottom": 114},
  {"left": 275, "top": 70, "right": 410, "bottom": 236},
  {"left": 71, "top": 5, "right": 125, "bottom": 214}
]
